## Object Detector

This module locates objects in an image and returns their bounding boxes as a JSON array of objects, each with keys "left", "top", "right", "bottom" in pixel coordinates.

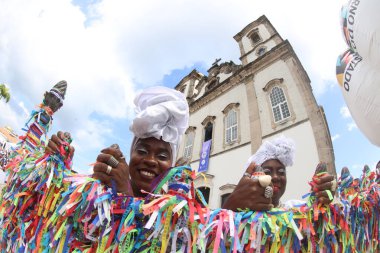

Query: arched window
[
  {"left": 196, "top": 186, "right": 210, "bottom": 206},
  {"left": 270, "top": 86, "right": 291, "bottom": 122},
  {"left": 184, "top": 131, "right": 194, "bottom": 159},
  {"left": 194, "top": 173, "right": 214, "bottom": 207},
  {"left": 248, "top": 30, "right": 262, "bottom": 46},
  {"left": 204, "top": 122, "right": 213, "bottom": 142},
  {"left": 206, "top": 79, "right": 218, "bottom": 91},
  {"left": 219, "top": 183, "right": 236, "bottom": 208},
  {"left": 225, "top": 110, "right": 237, "bottom": 143},
  {"left": 222, "top": 103, "right": 240, "bottom": 146},
  {"left": 220, "top": 193, "right": 231, "bottom": 207}
]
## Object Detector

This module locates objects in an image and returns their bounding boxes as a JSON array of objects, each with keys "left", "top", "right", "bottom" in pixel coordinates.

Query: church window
[
  {"left": 270, "top": 86, "right": 291, "bottom": 122},
  {"left": 184, "top": 131, "right": 194, "bottom": 159},
  {"left": 225, "top": 110, "right": 237, "bottom": 143},
  {"left": 207, "top": 79, "right": 218, "bottom": 91},
  {"left": 220, "top": 193, "right": 231, "bottom": 207},
  {"left": 219, "top": 183, "right": 236, "bottom": 208},
  {"left": 250, "top": 31, "right": 261, "bottom": 45},
  {"left": 204, "top": 122, "right": 213, "bottom": 142},
  {"left": 222, "top": 103, "right": 240, "bottom": 146},
  {"left": 196, "top": 186, "right": 210, "bottom": 205}
]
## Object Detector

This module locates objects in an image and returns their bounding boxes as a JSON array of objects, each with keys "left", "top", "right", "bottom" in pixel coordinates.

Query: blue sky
[{"left": 0, "top": 0, "right": 379, "bottom": 182}]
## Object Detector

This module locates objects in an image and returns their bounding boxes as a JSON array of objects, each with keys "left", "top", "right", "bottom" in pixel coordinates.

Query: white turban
[
  {"left": 129, "top": 86, "right": 189, "bottom": 164},
  {"left": 245, "top": 136, "right": 295, "bottom": 169}
]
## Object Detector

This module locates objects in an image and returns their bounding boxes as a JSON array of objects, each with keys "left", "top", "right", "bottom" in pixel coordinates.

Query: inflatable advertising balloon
[{"left": 336, "top": 0, "right": 380, "bottom": 146}]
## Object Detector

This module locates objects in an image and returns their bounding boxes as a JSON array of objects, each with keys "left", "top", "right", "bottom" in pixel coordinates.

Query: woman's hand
[
  {"left": 92, "top": 144, "right": 132, "bottom": 195},
  {"left": 222, "top": 163, "right": 273, "bottom": 212},
  {"left": 311, "top": 163, "right": 336, "bottom": 205},
  {"left": 46, "top": 131, "right": 75, "bottom": 160}
]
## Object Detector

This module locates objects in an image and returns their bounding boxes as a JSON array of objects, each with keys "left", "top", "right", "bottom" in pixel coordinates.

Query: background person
[{"left": 222, "top": 136, "right": 336, "bottom": 211}]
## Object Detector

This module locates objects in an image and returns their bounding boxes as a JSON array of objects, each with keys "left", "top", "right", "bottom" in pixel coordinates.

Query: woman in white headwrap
[
  {"left": 47, "top": 86, "right": 189, "bottom": 197},
  {"left": 222, "top": 136, "right": 336, "bottom": 211}
]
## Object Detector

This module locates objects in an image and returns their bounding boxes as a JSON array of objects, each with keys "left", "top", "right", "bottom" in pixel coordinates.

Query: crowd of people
[{"left": 0, "top": 142, "right": 11, "bottom": 170}]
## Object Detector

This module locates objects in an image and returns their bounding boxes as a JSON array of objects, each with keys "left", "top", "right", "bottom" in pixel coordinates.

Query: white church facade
[{"left": 175, "top": 15, "right": 335, "bottom": 209}]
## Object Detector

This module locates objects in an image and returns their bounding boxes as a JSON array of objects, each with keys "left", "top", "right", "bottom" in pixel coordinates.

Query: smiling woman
[
  {"left": 129, "top": 137, "right": 173, "bottom": 197},
  {"left": 222, "top": 136, "right": 337, "bottom": 211},
  {"left": 49, "top": 86, "right": 189, "bottom": 197},
  {"left": 109, "top": 86, "right": 189, "bottom": 196}
]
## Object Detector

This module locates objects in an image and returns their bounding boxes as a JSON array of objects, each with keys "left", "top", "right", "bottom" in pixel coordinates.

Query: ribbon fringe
[{"left": 0, "top": 106, "right": 379, "bottom": 253}]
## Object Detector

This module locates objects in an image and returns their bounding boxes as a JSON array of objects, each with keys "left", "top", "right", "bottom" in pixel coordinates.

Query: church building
[{"left": 175, "top": 15, "right": 335, "bottom": 209}]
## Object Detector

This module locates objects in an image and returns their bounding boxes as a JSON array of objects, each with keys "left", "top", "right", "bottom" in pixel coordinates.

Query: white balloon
[
  {"left": 340, "top": 56, "right": 380, "bottom": 146},
  {"left": 342, "top": 0, "right": 380, "bottom": 67}
]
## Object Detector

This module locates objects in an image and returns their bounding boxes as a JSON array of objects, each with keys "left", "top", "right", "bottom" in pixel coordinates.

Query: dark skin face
[
  {"left": 47, "top": 132, "right": 173, "bottom": 197},
  {"left": 129, "top": 137, "right": 173, "bottom": 197},
  {"left": 260, "top": 159, "right": 287, "bottom": 207}
]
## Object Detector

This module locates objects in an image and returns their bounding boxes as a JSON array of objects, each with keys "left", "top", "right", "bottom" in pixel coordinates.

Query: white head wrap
[
  {"left": 129, "top": 86, "right": 189, "bottom": 165},
  {"left": 245, "top": 136, "right": 295, "bottom": 169}
]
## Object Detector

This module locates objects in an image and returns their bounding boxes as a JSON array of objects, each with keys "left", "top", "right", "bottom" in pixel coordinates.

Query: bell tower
[{"left": 234, "top": 15, "right": 284, "bottom": 65}]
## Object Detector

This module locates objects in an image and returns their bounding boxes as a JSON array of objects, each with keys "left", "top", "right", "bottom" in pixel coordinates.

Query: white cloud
[
  {"left": 18, "top": 102, "right": 30, "bottom": 117},
  {"left": 331, "top": 134, "right": 340, "bottom": 142},
  {"left": 351, "top": 164, "right": 362, "bottom": 170},
  {"left": 338, "top": 106, "right": 357, "bottom": 132},
  {"left": 74, "top": 119, "right": 113, "bottom": 153},
  {"left": 1, "top": 0, "right": 349, "bottom": 108},
  {"left": 1, "top": 0, "right": 137, "bottom": 151},
  {"left": 340, "top": 106, "right": 352, "bottom": 119},
  {"left": 347, "top": 122, "right": 357, "bottom": 131},
  {"left": 0, "top": 0, "right": 350, "bottom": 169},
  {"left": 0, "top": 102, "right": 28, "bottom": 135}
]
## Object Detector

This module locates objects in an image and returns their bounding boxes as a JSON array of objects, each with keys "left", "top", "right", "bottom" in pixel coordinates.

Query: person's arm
[
  {"left": 310, "top": 162, "right": 336, "bottom": 205},
  {"left": 47, "top": 132, "right": 132, "bottom": 195},
  {"left": 46, "top": 131, "right": 75, "bottom": 160},
  {"left": 222, "top": 163, "right": 273, "bottom": 211},
  {"left": 92, "top": 144, "right": 132, "bottom": 195}
]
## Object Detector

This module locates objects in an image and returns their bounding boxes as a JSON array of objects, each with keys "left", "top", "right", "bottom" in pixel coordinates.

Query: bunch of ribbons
[{"left": 0, "top": 109, "right": 379, "bottom": 253}]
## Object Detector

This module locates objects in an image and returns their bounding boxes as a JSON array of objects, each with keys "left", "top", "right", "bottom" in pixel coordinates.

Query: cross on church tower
[{"left": 212, "top": 58, "right": 221, "bottom": 66}]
